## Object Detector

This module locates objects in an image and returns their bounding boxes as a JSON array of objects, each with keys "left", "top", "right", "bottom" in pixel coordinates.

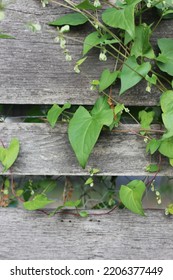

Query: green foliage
[
  {"left": 99, "top": 69, "right": 119, "bottom": 92},
  {"left": 138, "top": 110, "right": 155, "bottom": 131},
  {"left": 23, "top": 194, "right": 54, "bottom": 210},
  {"left": 165, "top": 203, "right": 173, "bottom": 215},
  {"left": 145, "top": 164, "right": 159, "bottom": 173},
  {"left": 64, "top": 199, "right": 81, "bottom": 207},
  {"left": 48, "top": 13, "right": 88, "bottom": 26},
  {"left": 83, "top": 32, "right": 118, "bottom": 55},
  {"left": 0, "top": 138, "right": 20, "bottom": 172},
  {"left": 76, "top": 0, "right": 98, "bottom": 10},
  {"left": 3, "top": 0, "right": 173, "bottom": 217},
  {"left": 131, "top": 24, "right": 155, "bottom": 59},
  {"left": 119, "top": 180, "right": 146, "bottom": 216},
  {"left": 68, "top": 96, "right": 114, "bottom": 168},
  {"left": 47, "top": 103, "right": 71, "bottom": 128},
  {"left": 79, "top": 211, "right": 89, "bottom": 217},
  {"left": 157, "top": 38, "right": 173, "bottom": 76},
  {"left": 120, "top": 56, "right": 151, "bottom": 94},
  {"left": 102, "top": 1, "right": 141, "bottom": 39},
  {"left": 159, "top": 137, "right": 173, "bottom": 158},
  {"left": 0, "top": 33, "right": 15, "bottom": 39},
  {"left": 146, "top": 139, "right": 161, "bottom": 155}
]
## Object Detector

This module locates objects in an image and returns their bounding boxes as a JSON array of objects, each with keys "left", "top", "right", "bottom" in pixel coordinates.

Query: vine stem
[
  {"left": 38, "top": 203, "right": 120, "bottom": 217},
  {"left": 111, "top": 128, "right": 165, "bottom": 134}
]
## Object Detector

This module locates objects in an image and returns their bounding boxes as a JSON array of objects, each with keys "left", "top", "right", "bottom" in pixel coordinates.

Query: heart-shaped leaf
[
  {"left": 0, "top": 138, "right": 20, "bottom": 172},
  {"left": 99, "top": 69, "right": 119, "bottom": 92},
  {"left": 119, "top": 180, "right": 146, "bottom": 216},
  {"left": 68, "top": 97, "right": 114, "bottom": 168},
  {"left": 120, "top": 56, "right": 151, "bottom": 94},
  {"left": 47, "top": 103, "right": 71, "bottom": 128}
]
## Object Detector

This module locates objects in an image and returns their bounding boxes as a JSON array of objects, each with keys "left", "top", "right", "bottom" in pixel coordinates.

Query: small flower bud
[
  {"left": 65, "top": 53, "right": 72, "bottom": 61},
  {"left": 60, "top": 25, "right": 70, "bottom": 33},
  {"left": 94, "top": 0, "right": 101, "bottom": 7},
  {"left": 99, "top": 52, "right": 107, "bottom": 61},
  {"left": 54, "top": 36, "right": 60, "bottom": 43},
  {"left": 74, "top": 65, "right": 80, "bottom": 74},
  {"left": 60, "top": 38, "right": 66, "bottom": 49}
]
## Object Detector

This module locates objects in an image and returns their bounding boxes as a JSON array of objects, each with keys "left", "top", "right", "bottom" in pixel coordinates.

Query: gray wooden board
[
  {"left": 0, "top": 0, "right": 172, "bottom": 105},
  {"left": 0, "top": 208, "right": 172, "bottom": 260},
  {"left": 0, "top": 122, "right": 172, "bottom": 176}
]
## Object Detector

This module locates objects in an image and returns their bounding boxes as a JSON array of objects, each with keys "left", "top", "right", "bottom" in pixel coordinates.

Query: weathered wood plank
[
  {"left": 0, "top": 0, "right": 171, "bottom": 105},
  {"left": 0, "top": 122, "right": 171, "bottom": 176},
  {"left": 0, "top": 208, "right": 172, "bottom": 259}
]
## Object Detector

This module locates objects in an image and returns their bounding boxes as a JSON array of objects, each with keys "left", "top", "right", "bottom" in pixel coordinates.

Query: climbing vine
[
  {"left": 45, "top": 0, "right": 173, "bottom": 215},
  {"left": 1, "top": 0, "right": 173, "bottom": 216}
]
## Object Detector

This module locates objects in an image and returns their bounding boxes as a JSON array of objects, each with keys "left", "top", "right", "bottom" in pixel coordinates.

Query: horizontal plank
[
  {"left": 0, "top": 0, "right": 171, "bottom": 105},
  {"left": 0, "top": 122, "right": 171, "bottom": 176},
  {"left": 0, "top": 208, "right": 172, "bottom": 259}
]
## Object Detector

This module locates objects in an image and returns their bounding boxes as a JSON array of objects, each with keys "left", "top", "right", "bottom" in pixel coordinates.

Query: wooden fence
[{"left": 0, "top": 0, "right": 173, "bottom": 259}]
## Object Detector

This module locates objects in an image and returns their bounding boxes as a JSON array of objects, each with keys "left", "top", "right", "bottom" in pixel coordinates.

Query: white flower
[
  {"left": 157, "top": 199, "right": 162, "bottom": 205},
  {"left": 99, "top": 52, "right": 107, "bottom": 61},
  {"left": 156, "top": 191, "right": 160, "bottom": 196},
  {"left": 60, "top": 38, "right": 66, "bottom": 49},
  {"left": 94, "top": 0, "right": 101, "bottom": 7},
  {"left": 146, "top": 85, "right": 151, "bottom": 93},
  {"left": 60, "top": 25, "right": 70, "bottom": 33},
  {"left": 74, "top": 65, "right": 80, "bottom": 73},
  {"left": 54, "top": 36, "right": 60, "bottom": 43},
  {"left": 65, "top": 53, "right": 72, "bottom": 61},
  {"left": 124, "top": 107, "right": 130, "bottom": 113}
]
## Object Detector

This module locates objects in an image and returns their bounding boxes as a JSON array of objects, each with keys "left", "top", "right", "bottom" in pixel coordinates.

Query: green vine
[
  {"left": 1, "top": 0, "right": 173, "bottom": 216},
  {"left": 45, "top": 0, "right": 173, "bottom": 215}
]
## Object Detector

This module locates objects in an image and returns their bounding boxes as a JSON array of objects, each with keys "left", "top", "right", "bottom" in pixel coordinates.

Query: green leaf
[
  {"left": 64, "top": 199, "right": 81, "bottom": 207},
  {"left": 79, "top": 211, "right": 89, "bottom": 217},
  {"left": 38, "top": 179, "right": 57, "bottom": 194},
  {"left": 145, "top": 74, "right": 157, "bottom": 85},
  {"left": 0, "top": 33, "right": 15, "bottom": 39},
  {"left": 157, "top": 38, "right": 173, "bottom": 76},
  {"left": 48, "top": 13, "right": 88, "bottom": 26},
  {"left": 68, "top": 97, "right": 114, "bottom": 168},
  {"left": 160, "top": 90, "right": 173, "bottom": 113},
  {"left": 145, "top": 164, "right": 159, "bottom": 173},
  {"left": 119, "top": 180, "right": 146, "bottom": 216},
  {"left": 85, "top": 177, "right": 93, "bottom": 185},
  {"left": 76, "top": 0, "right": 98, "bottom": 10},
  {"left": 162, "top": 111, "right": 173, "bottom": 139},
  {"left": 23, "top": 194, "right": 54, "bottom": 210},
  {"left": 159, "top": 137, "right": 173, "bottom": 158},
  {"left": 0, "top": 147, "right": 6, "bottom": 162},
  {"left": 99, "top": 69, "right": 119, "bottom": 92},
  {"left": 170, "top": 158, "right": 173, "bottom": 166},
  {"left": 120, "top": 56, "right": 151, "bottom": 94},
  {"left": 138, "top": 110, "right": 155, "bottom": 131},
  {"left": 114, "top": 103, "right": 125, "bottom": 115},
  {"left": 131, "top": 24, "right": 155, "bottom": 59},
  {"left": 83, "top": 32, "right": 109, "bottom": 55},
  {"left": 0, "top": 138, "right": 20, "bottom": 172},
  {"left": 165, "top": 203, "right": 173, "bottom": 215},
  {"left": 47, "top": 103, "right": 71, "bottom": 128},
  {"left": 146, "top": 138, "right": 161, "bottom": 154},
  {"left": 102, "top": 2, "right": 141, "bottom": 39},
  {"left": 90, "top": 168, "right": 100, "bottom": 174}
]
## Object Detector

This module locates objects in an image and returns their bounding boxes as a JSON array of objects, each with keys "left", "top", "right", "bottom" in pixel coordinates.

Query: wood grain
[
  {"left": 0, "top": 208, "right": 172, "bottom": 260},
  {"left": 0, "top": 122, "right": 171, "bottom": 176},
  {"left": 0, "top": 0, "right": 171, "bottom": 105}
]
